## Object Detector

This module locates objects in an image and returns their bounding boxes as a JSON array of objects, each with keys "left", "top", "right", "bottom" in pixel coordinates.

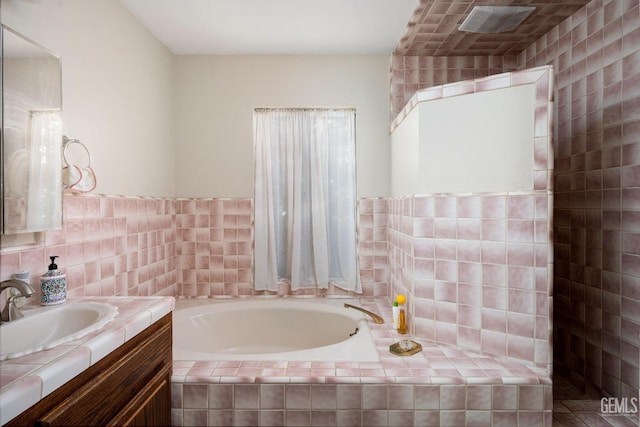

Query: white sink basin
[{"left": 0, "top": 302, "right": 118, "bottom": 360}]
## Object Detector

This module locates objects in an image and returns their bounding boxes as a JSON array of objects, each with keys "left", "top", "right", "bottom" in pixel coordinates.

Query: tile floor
[{"left": 553, "top": 376, "right": 639, "bottom": 427}]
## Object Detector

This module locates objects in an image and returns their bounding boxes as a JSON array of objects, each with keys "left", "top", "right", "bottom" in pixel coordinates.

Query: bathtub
[{"left": 173, "top": 298, "right": 380, "bottom": 362}]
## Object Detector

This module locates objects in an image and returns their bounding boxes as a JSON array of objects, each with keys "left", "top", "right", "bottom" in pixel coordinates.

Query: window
[{"left": 253, "top": 108, "right": 360, "bottom": 293}]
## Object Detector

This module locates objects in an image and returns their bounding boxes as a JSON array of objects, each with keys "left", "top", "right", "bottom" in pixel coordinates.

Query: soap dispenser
[{"left": 40, "top": 256, "right": 66, "bottom": 305}]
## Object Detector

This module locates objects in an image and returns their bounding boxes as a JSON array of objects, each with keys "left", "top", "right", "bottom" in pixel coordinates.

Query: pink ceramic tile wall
[
  {"left": 388, "top": 192, "right": 553, "bottom": 369},
  {"left": 175, "top": 198, "right": 389, "bottom": 298},
  {"left": 356, "top": 198, "right": 390, "bottom": 298},
  {"left": 517, "top": 0, "right": 640, "bottom": 400},
  {"left": 389, "top": 0, "right": 639, "bottom": 403},
  {"left": 171, "top": 382, "right": 553, "bottom": 427},
  {"left": 0, "top": 195, "right": 387, "bottom": 302},
  {"left": 0, "top": 194, "right": 178, "bottom": 299},
  {"left": 176, "top": 198, "right": 253, "bottom": 297}
]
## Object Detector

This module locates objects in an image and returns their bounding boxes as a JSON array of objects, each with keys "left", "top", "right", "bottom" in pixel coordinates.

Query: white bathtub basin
[
  {"left": 0, "top": 302, "right": 118, "bottom": 360},
  {"left": 173, "top": 298, "right": 380, "bottom": 362}
]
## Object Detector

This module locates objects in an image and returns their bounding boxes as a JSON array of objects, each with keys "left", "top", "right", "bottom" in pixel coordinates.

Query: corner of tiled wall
[{"left": 356, "top": 198, "right": 390, "bottom": 298}]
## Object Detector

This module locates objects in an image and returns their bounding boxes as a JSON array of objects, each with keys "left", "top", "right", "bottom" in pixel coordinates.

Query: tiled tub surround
[
  {"left": 176, "top": 197, "right": 390, "bottom": 299},
  {"left": 0, "top": 296, "right": 175, "bottom": 425},
  {"left": 171, "top": 297, "right": 552, "bottom": 427},
  {"left": 387, "top": 66, "right": 555, "bottom": 372},
  {"left": 387, "top": 192, "right": 553, "bottom": 370}
]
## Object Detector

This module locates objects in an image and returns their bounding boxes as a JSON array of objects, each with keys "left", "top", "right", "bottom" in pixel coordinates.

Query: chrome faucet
[
  {"left": 0, "top": 279, "right": 36, "bottom": 322},
  {"left": 344, "top": 303, "right": 385, "bottom": 324}
]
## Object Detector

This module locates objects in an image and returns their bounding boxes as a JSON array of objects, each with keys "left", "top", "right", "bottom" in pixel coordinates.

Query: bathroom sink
[{"left": 0, "top": 302, "right": 118, "bottom": 360}]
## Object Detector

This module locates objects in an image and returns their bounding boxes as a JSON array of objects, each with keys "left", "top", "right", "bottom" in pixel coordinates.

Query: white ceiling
[{"left": 120, "top": 0, "right": 419, "bottom": 55}]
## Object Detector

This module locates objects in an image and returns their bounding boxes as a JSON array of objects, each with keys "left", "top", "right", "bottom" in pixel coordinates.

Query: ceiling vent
[{"left": 458, "top": 6, "right": 536, "bottom": 33}]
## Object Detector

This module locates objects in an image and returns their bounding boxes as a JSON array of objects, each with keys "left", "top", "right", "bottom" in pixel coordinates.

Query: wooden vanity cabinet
[{"left": 7, "top": 313, "right": 172, "bottom": 427}]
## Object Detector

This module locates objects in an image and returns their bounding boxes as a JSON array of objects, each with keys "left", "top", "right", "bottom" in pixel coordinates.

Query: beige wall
[
  {"left": 175, "top": 55, "right": 391, "bottom": 198},
  {"left": 2, "top": 0, "right": 176, "bottom": 197},
  {"left": 4, "top": 3, "right": 391, "bottom": 199},
  {"left": 392, "top": 82, "right": 536, "bottom": 196}
]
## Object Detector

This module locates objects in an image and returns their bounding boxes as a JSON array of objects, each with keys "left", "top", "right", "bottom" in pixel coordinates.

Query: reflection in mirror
[{"left": 1, "top": 26, "right": 63, "bottom": 235}]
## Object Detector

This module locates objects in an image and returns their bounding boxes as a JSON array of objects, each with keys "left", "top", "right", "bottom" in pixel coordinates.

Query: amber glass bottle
[{"left": 398, "top": 305, "right": 407, "bottom": 334}]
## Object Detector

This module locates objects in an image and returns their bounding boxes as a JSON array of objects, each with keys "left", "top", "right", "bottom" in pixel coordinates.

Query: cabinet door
[{"left": 109, "top": 367, "right": 172, "bottom": 427}]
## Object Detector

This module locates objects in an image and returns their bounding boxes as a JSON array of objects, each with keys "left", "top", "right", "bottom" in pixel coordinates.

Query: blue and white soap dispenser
[{"left": 40, "top": 256, "right": 66, "bottom": 305}]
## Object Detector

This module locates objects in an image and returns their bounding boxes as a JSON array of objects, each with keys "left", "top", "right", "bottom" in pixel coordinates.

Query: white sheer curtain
[
  {"left": 254, "top": 108, "right": 361, "bottom": 293},
  {"left": 26, "top": 111, "right": 62, "bottom": 230}
]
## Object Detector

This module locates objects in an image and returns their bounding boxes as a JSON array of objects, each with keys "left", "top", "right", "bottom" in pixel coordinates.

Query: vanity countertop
[{"left": 0, "top": 296, "right": 175, "bottom": 425}]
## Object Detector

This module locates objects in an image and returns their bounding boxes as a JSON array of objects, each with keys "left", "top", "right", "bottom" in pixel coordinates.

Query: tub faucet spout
[{"left": 344, "top": 303, "right": 384, "bottom": 324}]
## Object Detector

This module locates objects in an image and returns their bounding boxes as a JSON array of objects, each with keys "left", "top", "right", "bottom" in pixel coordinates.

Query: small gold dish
[{"left": 389, "top": 339, "right": 423, "bottom": 356}]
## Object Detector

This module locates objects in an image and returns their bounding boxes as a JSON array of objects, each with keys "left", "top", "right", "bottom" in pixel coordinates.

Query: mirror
[{"left": 1, "top": 26, "right": 62, "bottom": 234}]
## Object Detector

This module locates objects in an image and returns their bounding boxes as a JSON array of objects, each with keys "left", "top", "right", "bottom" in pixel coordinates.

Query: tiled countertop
[
  {"left": 172, "top": 297, "right": 551, "bottom": 386},
  {"left": 0, "top": 296, "right": 175, "bottom": 425}
]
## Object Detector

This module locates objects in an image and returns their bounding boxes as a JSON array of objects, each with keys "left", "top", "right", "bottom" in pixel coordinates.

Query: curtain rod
[
  {"left": 254, "top": 107, "right": 355, "bottom": 112},
  {"left": 30, "top": 109, "right": 61, "bottom": 114}
]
